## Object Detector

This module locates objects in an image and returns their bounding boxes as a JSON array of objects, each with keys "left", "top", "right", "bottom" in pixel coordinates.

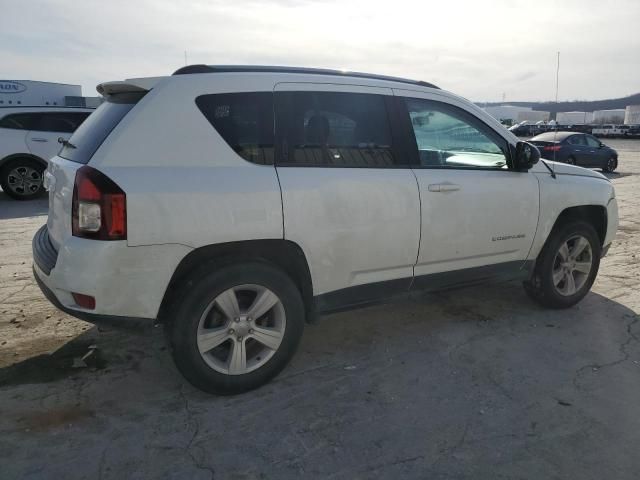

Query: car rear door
[
  {"left": 393, "top": 89, "right": 539, "bottom": 287},
  {"left": 26, "top": 112, "right": 90, "bottom": 162},
  {"left": 273, "top": 83, "right": 420, "bottom": 309}
]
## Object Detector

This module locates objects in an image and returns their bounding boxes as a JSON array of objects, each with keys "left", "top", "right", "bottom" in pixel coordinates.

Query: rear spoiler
[{"left": 96, "top": 77, "right": 163, "bottom": 96}]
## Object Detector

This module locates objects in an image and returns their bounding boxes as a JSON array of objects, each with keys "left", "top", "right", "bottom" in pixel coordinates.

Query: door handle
[
  {"left": 31, "top": 138, "right": 48, "bottom": 142},
  {"left": 428, "top": 183, "right": 460, "bottom": 192}
]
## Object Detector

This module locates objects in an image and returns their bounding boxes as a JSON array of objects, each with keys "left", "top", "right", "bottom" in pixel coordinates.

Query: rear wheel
[
  {"left": 0, "top": 158, "right": 46, "bottom": 200},
  {"left": 567, "top": 156, "right": 576, "bottom": 165},
  {"left": 524, "top": 221, "right": 600, "bottom": 309},
  {"left": 168, "top": 261, "right": 305, "bottom": 394},
  {"left": 602, "top": 156, "right": 617, "bottom": 173}
]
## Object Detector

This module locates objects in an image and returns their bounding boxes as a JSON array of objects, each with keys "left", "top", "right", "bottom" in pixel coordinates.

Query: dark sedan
[{"left": 530, "top": 131, "right": 618, "bottom": 172}]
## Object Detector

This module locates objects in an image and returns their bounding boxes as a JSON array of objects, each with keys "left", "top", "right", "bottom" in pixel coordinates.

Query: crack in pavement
[
  {"left": 179, "top": 385, "right": 215, "bottom": 479},
  {"left": 573, "top": 315, "right": 639, "bottom": 390}
]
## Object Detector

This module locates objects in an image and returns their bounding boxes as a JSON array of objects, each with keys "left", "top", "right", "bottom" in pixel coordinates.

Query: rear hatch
[{"left": 46, "top": 82, "right": 150, "bottom": 250}]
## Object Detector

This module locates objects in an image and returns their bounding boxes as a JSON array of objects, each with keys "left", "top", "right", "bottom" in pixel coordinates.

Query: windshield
[{"left": 59, "top": 92, "right": 145, "bottom": 164}]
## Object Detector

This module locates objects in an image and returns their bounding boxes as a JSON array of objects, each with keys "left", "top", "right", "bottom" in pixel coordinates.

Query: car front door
[
  {"left": 393, "top": 90, "right": 539, "bottom": 288},
  {"left": 584, "top": 134, "right": 608, "bottom": 166},
  {"left": 274, "top": 84, "right": 421, "bottom": 310},
  {"left": 566, "top": 134, "right": 588, "bottom": 164}
]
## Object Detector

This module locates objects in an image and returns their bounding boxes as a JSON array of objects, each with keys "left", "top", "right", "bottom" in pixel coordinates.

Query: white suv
[
  {"left": 33, "top": 65, "right": 618, "bottom": 394},
  {"left": 0, "top": 107, "right": 93, "bottom": 200}
]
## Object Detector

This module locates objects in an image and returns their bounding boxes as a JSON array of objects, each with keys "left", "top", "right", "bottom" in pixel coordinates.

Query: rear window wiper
[{"left": 58, "top": 137, "right": 77, "bottom": 149}]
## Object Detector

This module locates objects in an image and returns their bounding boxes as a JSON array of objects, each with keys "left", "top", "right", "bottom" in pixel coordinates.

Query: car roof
[
  {"left": 531, "top": 131, "right": 581, "bottom": 141},
  {"left": 172, "top": 64, "right": 440, "bottom": 90},
  {"left": 0, "top": 106, "right": 94, "bottom": 112}
]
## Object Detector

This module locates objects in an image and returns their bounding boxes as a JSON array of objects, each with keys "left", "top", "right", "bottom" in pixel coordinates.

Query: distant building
[
  {"left": 556, "top": 111, "right": 593, "bottom": 124},
  {"left": 483, "top": 105, "right": 533, "bottom": 124},
  {"left": 516, "top": 110, "right": 549, "bottom": 123},
  {"left": 624, "top": 105, "right": 640, "bottom": 125},
  {"left": 0, "top": 79, "right": 102, "bottom": 108},
  {"left": 593, "top": 109, "right": 625, "bottom": 124}
]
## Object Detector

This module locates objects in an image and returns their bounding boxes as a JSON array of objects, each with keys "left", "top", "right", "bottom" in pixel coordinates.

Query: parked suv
[
  {"left": 0, "top": 107, "right": 93, "bottom": 200},
  {"left": 33, "top": 66, "right": 618, "bottom": 394}
]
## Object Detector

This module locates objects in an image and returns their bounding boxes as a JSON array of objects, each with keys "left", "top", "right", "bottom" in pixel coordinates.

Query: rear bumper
[
  {"left": 33, "top": 266, "right": 153, "bottom": 330},
  {"left": 32, "top": 226, "right": 192, "bottom": 324}
]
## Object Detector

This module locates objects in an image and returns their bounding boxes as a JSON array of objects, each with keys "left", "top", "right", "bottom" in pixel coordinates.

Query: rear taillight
[
  {"left": 543, "top": 145, "right": 562, "bottom": 152},
  {"left": 72, "top": 166, "right": 126, "bottom": 240}
]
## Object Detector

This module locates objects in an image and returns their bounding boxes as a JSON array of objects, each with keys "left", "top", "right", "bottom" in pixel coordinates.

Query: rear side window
[
  {"left": 0, "top": 113, "right": 39, "bottom": 130},
  {"left": 196, "top": 92, "right": 274, "bottom": 165},
  {"left": 275, "top": 91, "right": 397, "bottom": 167},
  {"left": 60, "top": 93, "right": 144, "bottom": 164},
  {"left": 38, "top": 112, "right": 90, "bottom": 133}
]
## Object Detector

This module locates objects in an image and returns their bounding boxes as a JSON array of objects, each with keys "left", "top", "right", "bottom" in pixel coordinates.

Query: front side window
[
  {"left": 0, "top": 113, "right": 39, "bottom": 130},
  {"left": 276, "top": 91, "right": 397, "bottom": 167},
  {"left": 567, "top": 135, "right": 586, "bottom": 146},
  {"left": 585, "top": 135, "right": 601, "bottom": 147},
  {"left": 196, "top": 92, "right": 274, "bottom": 165},
  {"left": 404, "top": 98, "right": 508, "bottom": 169}
]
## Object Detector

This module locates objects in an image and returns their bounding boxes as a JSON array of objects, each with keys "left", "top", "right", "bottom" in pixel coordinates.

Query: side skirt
[{"left": 314, "top": 260, "right": 534, "bottom": 315}]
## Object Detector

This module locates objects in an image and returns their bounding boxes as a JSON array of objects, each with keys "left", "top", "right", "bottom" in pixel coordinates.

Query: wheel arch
[
  {"left": 551, "top": 205, "right": 607, "bottom": 246},
  {"left": 158, "top": 239, "right": 314, "bottom": 325}
]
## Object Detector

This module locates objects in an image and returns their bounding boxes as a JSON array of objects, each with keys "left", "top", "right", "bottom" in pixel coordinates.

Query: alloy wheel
[
  {"left": 7, "top": 166, "right": 42, "bottom": 196},
  {"left": 196, "top": 284, "right": 286, "bottom": 375},
  {"left": 552, "top": 235, "right": 593, "bottom": 296}
]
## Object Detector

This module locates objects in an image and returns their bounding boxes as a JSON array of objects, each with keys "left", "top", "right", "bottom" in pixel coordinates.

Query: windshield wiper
[{"left": 58, "top": 137, "right": 76, "bottom": 149}]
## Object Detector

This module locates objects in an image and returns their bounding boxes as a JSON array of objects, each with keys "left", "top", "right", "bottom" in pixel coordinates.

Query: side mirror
[
  {"left": 599, "top": 142, "right": 605, "bottom": 148},
  {"left": 513, "top": 141, "right": 540, "bottom": 171}
]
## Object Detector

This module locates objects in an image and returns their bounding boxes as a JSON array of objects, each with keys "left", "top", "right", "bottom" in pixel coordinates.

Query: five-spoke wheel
[
  {"left": 524, "top": 221, "right": 601, "bottom": 309},
  {"left": 197, "top": 284, "right": 286, "bottom": 375},
  {"left": 169, "top": 262, "right": 304, "bottom": 394}
]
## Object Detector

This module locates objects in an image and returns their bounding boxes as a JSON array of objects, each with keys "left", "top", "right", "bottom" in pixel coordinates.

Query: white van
[{"left": 33, "top": 65, "right": 618, "bottom": 394}]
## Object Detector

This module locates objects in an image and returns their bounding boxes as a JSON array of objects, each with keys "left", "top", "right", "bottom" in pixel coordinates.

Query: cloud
[{"left": 1, "top": 0, "right": 639, "bottom": 101}]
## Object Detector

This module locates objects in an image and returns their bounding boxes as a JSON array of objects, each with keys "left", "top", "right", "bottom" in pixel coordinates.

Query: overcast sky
[{"left": 2, "top": 0, "right": 639, "bottom": 102}]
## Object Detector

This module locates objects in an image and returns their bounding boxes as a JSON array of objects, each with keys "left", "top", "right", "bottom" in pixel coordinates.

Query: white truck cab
[{"left": 33, "top": 66, "right": 618, "bottom": 394}]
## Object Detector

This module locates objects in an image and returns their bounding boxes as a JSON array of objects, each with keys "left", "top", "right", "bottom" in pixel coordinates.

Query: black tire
[
  {"left": 567, "top": 156, "right": 576, "bottom": 165},
  {"left": 523, "top": 221, "right": 601, "bottom": 309},
  {"left": 168, "top": 261, "right": 305, "bottom": 394},
  {"left": 0, "top": 157, "right": 46, "bottom": 200},
  {"left": 602, "top": 157, "right": 617, "bottom": 173}
]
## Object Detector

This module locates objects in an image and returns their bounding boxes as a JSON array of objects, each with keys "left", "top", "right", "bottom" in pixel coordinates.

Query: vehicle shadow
[
  {"left": 603, "top": 171, "right": 633, "bottom": 179},
  {"left": 1, "top": 283, "right": 638, "bottom": 479},
  {"left": 0, "top": 190, "right": 48, "bottom": 220},
  {"left": 1, "top": 282, "right": 637, "bottom": 396}
]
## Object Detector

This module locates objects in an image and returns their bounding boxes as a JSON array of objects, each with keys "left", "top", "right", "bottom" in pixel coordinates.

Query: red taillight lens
[
  {"left": 543, "top": 145, "right": 562, "bottom": 152},
  {"left": 72, "top": 166, "right": 127, "bottom": 240}
]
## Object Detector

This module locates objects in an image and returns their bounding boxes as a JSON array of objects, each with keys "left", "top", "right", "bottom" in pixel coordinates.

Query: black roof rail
[{"left": 172, "top": 64, "right": 439, "bottom": 89}]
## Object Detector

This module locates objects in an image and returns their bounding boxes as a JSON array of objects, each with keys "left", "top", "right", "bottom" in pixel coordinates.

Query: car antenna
[{"left": 550, "top": 51, "right": 560, "bottom": 178}]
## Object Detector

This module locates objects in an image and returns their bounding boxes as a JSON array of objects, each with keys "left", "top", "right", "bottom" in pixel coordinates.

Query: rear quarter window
[{"left": 195, "top": 92, "right": 275, "bottom": 165}]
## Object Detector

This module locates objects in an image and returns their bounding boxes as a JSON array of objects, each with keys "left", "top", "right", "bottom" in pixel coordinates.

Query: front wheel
[
  {"left": 602, "top": 157, "right": 617, "bottom": 173},
  {"left": 169, "top": 262, "right": 305, "bottom": 394},
  {"left": 524, "top": 221, "right": 601, "bottom": 309}
]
